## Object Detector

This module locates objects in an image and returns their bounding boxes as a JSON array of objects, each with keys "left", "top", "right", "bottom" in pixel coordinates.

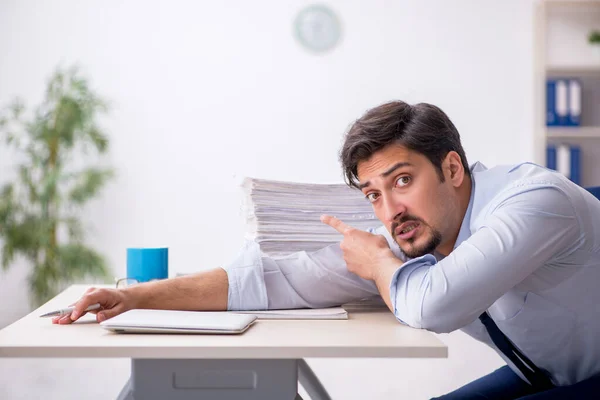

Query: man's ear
[{"left": 444, "top": 151, "right": 465, "bottom": 187}]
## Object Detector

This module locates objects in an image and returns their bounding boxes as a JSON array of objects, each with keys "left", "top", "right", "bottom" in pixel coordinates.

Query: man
[{"left": 58, "top": 101, "right": 600, "bottom": 399}]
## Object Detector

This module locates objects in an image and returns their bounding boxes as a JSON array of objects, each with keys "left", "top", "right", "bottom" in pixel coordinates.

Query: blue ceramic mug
[{"left": 126, "top": 247, "right": 168, "bottom": 283}]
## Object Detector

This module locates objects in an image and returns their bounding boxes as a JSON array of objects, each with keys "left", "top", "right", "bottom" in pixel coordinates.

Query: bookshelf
[
  {"left": 535, "top": 0, "right": 600, "bottom": 186},
  {"left": 547, "top": 127, "right": 600, "bottom": 138},
  {"left": 546, "top": 66, "right": 600, "bottom": 76}
]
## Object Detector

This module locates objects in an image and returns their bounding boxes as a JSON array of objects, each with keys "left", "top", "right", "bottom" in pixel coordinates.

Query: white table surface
[{"left": 0, "top": 284, "right": 447, "bottom": 359}]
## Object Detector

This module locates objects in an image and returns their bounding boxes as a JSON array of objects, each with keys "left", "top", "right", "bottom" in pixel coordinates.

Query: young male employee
[{"left": 60, "top": 101, "right": 600, "bottom": 399}]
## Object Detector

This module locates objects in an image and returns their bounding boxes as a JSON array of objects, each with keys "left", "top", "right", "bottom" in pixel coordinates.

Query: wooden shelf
[
  {"left": 547, "top": 127, "right": 600, "bottom": 138},
  {"left": 545, "top": 0, "right": 600, "bottom": 8},
  {"left": 546, "top": 66, "right": 600, "bottom": 76}
]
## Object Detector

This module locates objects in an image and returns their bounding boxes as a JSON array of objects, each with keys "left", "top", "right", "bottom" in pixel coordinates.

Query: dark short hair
[{"left": 340, "top": 101, "right": 470, "bottom": 188}]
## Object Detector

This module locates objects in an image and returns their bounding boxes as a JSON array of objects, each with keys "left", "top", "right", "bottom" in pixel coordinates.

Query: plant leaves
[
  {"left": 9, "top": 99, "right": 25, "bottom": 119},
  {"left": 18, "top": 165, "right": 39, "bottom": 204},
  {"left": 68, "top": 167, "right": 114, "bottom": 205},
  {"left": 1, "top": 242, "right": 15, "bottom": 271},
  {"left": 87, "top": 124, "right": 109, "bottom": 153},
  {"left": 0, "top": 65, "right": 114, "bottom": 305},
  {"left": 38, "top": 167, "right": 61, "bottom": 206},
  {"left": 29, "top": 261, "right": 60, "bottom": 306},
  {"left": 1, "top": 213, "right": 47, "bottom": 270},
  {"left": 0, "top": 183, "right": 16, "bottom": 224},
  {"left": 56, "top": 243, "right": 111, "bottom": 281},
  {"left": 0, "top": 184, "right": 17, "bottom": 269},
  {"left": 6, "top": 215, "right": 47, "bottom": 254},
  {"left": 61, "top": 216, "right": 84, "bottom": 241}
]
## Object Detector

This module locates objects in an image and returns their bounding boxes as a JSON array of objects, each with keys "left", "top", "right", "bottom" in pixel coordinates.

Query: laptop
[{"left": 100, "top": 309, "right": 257, "bottom": 334}]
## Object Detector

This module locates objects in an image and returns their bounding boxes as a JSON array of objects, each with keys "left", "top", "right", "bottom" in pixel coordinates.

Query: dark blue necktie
[{"left": 479, "top": 312, "right": 554, "bottom": 390}]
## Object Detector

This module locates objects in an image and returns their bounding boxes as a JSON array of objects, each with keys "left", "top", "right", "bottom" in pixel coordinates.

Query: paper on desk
[{"left": 232, "top": 307, "right": 348, "bottom": 320}]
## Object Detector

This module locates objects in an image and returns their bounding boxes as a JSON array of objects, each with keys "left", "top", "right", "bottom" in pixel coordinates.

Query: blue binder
[
  {"left": 546, "top": 80, "right": 558, "bottom": 126},
  {"left": 546, "top": 144, "right": 557, "bottom": 171},
  {"left": 570, "top": 145, "right": 581, "bottom": 185},
  {"left": 546, "top": 79, "right": 570, "bottom": 126}
]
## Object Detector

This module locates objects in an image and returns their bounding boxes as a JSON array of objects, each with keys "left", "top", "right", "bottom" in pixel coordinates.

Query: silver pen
[{"left": 39, "top": 303, "right": 102, "bottom": 318}]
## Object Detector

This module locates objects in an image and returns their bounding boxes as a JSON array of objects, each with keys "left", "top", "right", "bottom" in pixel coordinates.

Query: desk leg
[
  {"left": 298, "top": 359, "right": 332, "bottom": 400},
  {"left": 116, "top": 377, "right": 134, "bottom": 400},
  {"left": 116, "top": 358, "right": 299, "bottom": 400}
]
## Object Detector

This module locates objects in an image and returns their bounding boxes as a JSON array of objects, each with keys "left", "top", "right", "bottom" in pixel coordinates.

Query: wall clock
[{"left": 294, "top": 4, "right": 342, "bottom": 53}]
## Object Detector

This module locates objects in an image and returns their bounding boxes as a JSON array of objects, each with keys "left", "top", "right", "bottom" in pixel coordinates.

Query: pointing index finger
[{"left": 321, "top": 214, "right": 352, "bottom": 234}]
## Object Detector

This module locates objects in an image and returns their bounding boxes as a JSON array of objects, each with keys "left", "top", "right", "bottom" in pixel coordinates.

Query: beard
[{"left": 391, "top": 215, "right": 442, "bottom": 259}]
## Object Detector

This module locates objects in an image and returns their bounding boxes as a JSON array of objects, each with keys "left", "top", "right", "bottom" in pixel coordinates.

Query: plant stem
[{"left": 46, "top": 114, "right": 60, "bottom": 272}]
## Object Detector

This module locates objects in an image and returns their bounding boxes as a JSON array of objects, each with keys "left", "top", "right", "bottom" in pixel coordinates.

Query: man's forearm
[{"left": 123, "top": 267, "right": 229, "bottom": 311}]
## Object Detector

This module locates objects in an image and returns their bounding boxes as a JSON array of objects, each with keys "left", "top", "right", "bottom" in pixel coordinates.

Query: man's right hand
[{"left": 52, "top": 287, "right": 135, "bottom": 325}]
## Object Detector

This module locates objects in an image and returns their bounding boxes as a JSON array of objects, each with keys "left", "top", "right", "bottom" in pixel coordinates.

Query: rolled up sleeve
[
  {"left": 222, "top": 240, "right": 269, "bottom": 311},
  {"left": 223, "top": 240, "right": 380, "bottom": 311},
  {"left": 389, "top": 254, "right": 437, "bottom": 327}
]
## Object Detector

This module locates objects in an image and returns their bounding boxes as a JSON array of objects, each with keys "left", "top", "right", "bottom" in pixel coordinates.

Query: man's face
[{"left": 356, "top": 144, "right": 460, "bottom": 258}]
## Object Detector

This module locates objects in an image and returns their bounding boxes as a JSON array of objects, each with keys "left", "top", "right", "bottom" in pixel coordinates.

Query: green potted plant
[
  {"left": 0, "top": 66, "right": 114, "bottom": 306},
  {"left": 590, "top": 30, "right": 600, "bottom": 61}
]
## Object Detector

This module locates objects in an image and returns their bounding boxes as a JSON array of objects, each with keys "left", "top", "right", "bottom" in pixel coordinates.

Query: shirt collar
[{"left": 452, "top": 162, "right": 485, "bottom": 251}]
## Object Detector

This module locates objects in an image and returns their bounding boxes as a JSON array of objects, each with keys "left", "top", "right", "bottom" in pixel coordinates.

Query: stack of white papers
[
  {"left": 241, "top": 177, "right": 380, "bottom": 258},
  {"left": 233, "top": 307, "right": 348, "bottom": 320}
]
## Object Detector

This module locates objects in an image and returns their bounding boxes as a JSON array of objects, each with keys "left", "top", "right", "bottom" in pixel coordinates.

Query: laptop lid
[{"left": 100, "top": 309, "right": 257, "bottom": 334}]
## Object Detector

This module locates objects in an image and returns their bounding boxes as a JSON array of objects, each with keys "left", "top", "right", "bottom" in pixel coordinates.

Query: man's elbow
[
  {"left": 402, "top": 302, "right": 465, "bottom": 334},
  {"left": 416, "top": 315, "right": 458, "bottom": 334}
]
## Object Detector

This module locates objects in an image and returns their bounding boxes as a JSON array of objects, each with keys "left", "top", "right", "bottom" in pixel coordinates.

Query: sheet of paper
[{"left": 232, "top": 307, "right": 348, "bottom": 320}]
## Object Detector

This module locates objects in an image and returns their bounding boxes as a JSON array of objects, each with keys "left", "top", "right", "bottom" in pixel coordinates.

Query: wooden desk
[{"left": 0, "top": 285, "right": 447, "bottom": 400}]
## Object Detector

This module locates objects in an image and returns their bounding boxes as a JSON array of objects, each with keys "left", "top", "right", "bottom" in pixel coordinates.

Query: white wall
[{"left": 0, "top": 0, "right": 536, "bottom": 398}]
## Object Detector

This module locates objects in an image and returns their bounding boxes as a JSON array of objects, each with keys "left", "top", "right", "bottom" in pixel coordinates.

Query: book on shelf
[
  {"left": 546, "top": 78, "right": 581, "bottom": 127},
  {"left": 546, "top": 143, "right": 581, "bottom": 185}
]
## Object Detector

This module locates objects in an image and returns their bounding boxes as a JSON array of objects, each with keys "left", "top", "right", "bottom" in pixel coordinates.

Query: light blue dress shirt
[{"left": 223, "top": 162, "right": 600, "bottom": 386}]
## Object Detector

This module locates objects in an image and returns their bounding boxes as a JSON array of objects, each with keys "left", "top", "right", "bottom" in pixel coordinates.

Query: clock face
[{"left": 294, "top": 5, "right": 342, "bottom": 53}]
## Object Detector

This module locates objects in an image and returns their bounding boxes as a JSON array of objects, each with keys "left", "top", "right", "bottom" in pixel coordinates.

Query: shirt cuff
[
  {"left": 222, "top": 240, "right": 269, "bottom": 311},
  {"left": 389, "top": 253, "right": 437, "bottom": 327}
]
